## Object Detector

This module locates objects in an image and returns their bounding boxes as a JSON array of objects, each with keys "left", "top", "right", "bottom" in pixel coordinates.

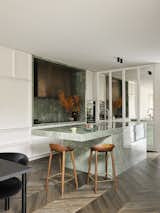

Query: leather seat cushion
[
  {"left": 91, "top": 144, "right": 115, "bottom": 152},
  {"left": 0, "top": 177, "right": 21, "bottom": 198},
  {"left": 50, "top": 144, "right": 74, "bottom": 152}
]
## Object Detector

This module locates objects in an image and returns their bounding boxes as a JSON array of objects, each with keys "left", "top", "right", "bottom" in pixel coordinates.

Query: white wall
[{"left": 0, "top": 46, "right": 34, "bottom": 156}]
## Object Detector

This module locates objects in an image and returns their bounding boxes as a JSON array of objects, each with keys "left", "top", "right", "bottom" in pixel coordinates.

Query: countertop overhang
[{"left": 32, "top": 122, "right": 144, "bottom": 142}]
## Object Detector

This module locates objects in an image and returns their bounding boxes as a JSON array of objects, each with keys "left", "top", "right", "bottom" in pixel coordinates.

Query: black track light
[
  {"left": 148, "top": 71, "right": 152, "bottom": 75},
  {"left": 120, "top": 58, "right": 123, "bottom": 63},
  {"left": 116, "top": 57, "right": 123, "bottom": 64}
]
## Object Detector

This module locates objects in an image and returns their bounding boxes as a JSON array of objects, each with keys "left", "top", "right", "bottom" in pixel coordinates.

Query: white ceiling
[{"left": 0, "top": 0, "right": 160, "bottom": 71}]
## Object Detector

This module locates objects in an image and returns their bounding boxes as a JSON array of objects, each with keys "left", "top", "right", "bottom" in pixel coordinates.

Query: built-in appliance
[{"left": 87, "top": 100, "right": 96, "bottom": 123}]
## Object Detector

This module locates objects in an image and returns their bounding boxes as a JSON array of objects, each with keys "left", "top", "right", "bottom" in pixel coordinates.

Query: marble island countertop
[
  {"left": 32, "top": 122, "right": 143, "bottom": 142},
  {"left": 32, "top": 121, "right": 147, "bottom": 175}
]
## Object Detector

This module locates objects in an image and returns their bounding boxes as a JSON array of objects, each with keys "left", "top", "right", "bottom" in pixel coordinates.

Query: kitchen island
[{"left": 32, "top": 122, "right": 147, "bottom": 176}]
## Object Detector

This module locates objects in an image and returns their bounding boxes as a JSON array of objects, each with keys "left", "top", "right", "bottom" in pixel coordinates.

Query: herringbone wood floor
[
  {"left": 78, "top": 153, "right": 160, "bottom": 213},
  {"left": 117, "top": 153, "right": 160, "bottom": 213},
  {"left": 33, "top": 153, "right": 160, "bottom": 213}
]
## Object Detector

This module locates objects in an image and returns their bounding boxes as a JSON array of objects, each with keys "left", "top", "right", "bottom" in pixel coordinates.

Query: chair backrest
[{"left": 0, "top": 153, "right": 28, "bottom": 165}]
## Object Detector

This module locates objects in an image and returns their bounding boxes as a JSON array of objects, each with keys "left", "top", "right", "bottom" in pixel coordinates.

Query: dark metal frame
[
  {"left": 22, "top": 173, "right": 27, "bottom": 213},
  {"left": 4, "top": 197, "right": 10, "bottom": 211},
  {"left": 4, "top": 173, "right": 27, "bottom": 213}
]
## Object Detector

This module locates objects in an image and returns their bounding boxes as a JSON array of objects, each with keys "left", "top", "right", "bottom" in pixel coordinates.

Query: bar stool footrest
[
  {"left": 48, "top": 172, "right": 75, "bottom": 184},
  {"left": 88, "top": 174, "right": 114, "bottom": 183}
]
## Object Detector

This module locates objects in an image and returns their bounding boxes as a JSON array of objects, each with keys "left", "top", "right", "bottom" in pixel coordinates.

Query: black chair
[{"left": 0, "top": 153, "right": 28, "bottom": 211}]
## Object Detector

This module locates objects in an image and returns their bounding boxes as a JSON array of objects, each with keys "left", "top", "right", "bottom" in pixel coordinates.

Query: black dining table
[{"left": 0, "top": 159, "right": 31, "bottom": 213}]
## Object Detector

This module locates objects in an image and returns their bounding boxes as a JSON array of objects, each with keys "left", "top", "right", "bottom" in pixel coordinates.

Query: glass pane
[
  {"left": 99, "top": 101, "right": 105, "bottom": 120},
  {"left": 87, "top": 100, "right": 96, "bottom": 123},
  {"left": 140, "top": 68, "right": 153, "bottom": 120},
  {"left": 125, "top": 69, "right": 137, "bottom": 120},
  {"left": 99, "top": 74, "right": 106, "bottom": 120},
  {"left": 105, "top": 73, "right": 109, "bottom": 120},
  {"left": 112, "top": 71, "right": 122, "bottom": 119}
]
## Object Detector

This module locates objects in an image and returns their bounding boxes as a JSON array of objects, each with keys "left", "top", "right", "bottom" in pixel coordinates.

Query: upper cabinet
[
  {"left": 0, "top": 46, "right": 32, "bottom": 129},
  {"left": 0, "top": 46, "right": 32, "bottom": 80},
  {"left": 0, "top": 46, "right": 13, "bottom": 77}
]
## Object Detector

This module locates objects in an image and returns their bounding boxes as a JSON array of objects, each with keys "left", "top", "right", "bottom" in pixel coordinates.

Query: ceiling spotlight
[
  {"left": 148, "top": 71, "right": 152, "bottom": 75},
  {"left": 117, "top": 57, "right": 120, "bottom": 63},
  {"left": 116, "top": 57, "right": 123, "bottom": 64}
]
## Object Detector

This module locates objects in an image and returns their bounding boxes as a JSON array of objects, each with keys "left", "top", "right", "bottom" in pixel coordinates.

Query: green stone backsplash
[{"left": 33, "top": 70, "right": 86, "bottom": 125}]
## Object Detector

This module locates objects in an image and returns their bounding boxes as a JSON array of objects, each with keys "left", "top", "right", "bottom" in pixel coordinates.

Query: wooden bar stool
[
  {"left": 87, "top": 144, "right": 118, "bottom": 193},
  {"left": 46, "top": 144, "right": 78, "bottom": 197}
]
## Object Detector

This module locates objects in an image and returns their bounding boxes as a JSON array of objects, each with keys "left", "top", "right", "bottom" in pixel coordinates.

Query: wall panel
[{"left": 0, "top": 46, "right": 13, "bottom": 77}]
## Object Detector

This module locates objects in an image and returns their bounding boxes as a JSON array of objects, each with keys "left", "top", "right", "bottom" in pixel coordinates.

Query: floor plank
[{"left": 34, "top": 153, "right": 160, "bottom": 213}]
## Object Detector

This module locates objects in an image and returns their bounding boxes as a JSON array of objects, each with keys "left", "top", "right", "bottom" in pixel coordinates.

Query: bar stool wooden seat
[
  {"left": 87, "top": 144, "right": 118, "bottom": 193},
  {"left": 46, "top": 144, "right": 78, "bottom": 197}
]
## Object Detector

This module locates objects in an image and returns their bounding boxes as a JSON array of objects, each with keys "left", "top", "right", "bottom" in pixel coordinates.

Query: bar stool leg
[
  {"left": 111, "top": 151, "right": 118, "bottom": 191},
  {"left": 59, "top": 153, "right": 62, "bottom": 172},
  {"left": 61, "top": 151, "right": 66, "bottom": 197},
  {"left": 87, "top": 150, "right": 93, "bottom": 184},
  {"left": 70, "top": 151, "right": 78, "bottom": 190},
  {"left": 94, "top": 151, "right": 98, "bottom": 193},
  {"left": 46, "top": 152, "right": 53, "bottom": 191},
  {"left": 105, "top": 152, "right": 108, "bottom": 178}
]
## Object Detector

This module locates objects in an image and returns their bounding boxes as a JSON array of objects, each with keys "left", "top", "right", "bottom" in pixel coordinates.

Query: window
[{"left": 140, "top": 68, "right": 153, "bottom": 120}]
